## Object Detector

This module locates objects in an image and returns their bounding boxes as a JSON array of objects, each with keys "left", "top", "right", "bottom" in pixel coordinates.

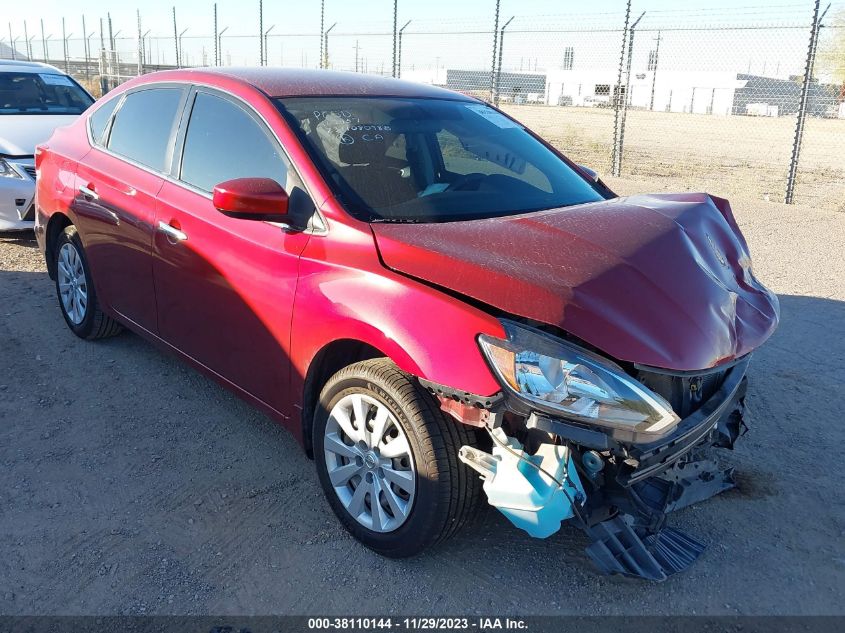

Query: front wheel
[
  {"left": 54, "top": 225, "right": 122, "bottom": 340},
  {"left": 313, "top": 359, "right": 481, "bottom": 558}
]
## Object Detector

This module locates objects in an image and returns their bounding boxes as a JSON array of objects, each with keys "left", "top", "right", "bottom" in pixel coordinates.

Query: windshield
[
  {"left": 0, "top": 72, "right": 94, "bottom": 115},
  {"left": 275, "top": 97, "right": 604, "bottom": 222}
]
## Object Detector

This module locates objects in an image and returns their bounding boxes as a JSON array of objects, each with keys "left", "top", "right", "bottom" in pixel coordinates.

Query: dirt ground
[
  {"left": 503, "top": 105, "right": 845, "bottom": 214},
  {"left": 1, "top": 182, "right": 844, "bottom": 615}
]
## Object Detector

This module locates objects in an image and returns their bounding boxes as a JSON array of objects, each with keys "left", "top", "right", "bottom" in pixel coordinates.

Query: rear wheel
[
  {"left": 54, "top": 226, "right": 122, "bottom": 340},
  {"left": 313, "top": 359, "right": 482, "bottom": 557}
]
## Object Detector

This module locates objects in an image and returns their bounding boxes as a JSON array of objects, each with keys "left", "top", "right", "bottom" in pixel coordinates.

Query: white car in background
[{"left": 0, "top": 60, "right": 94, "bottom": 230}]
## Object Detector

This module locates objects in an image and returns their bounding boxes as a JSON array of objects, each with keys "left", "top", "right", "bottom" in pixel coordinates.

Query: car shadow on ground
[{"left": 1, "top": 242, "right": 843, "bottom": 614}]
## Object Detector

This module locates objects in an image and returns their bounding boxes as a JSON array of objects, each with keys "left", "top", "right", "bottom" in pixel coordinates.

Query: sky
[{"left": 2, "top": 1, "right": 843, "bottom": 78}]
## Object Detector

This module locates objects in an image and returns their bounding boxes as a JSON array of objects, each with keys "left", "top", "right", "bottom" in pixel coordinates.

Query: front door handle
[
  {"left": 157, "top": 220, "right": 188, "bottom": 242},
  {"left": 79, "top": 184, "right": 99, "bottom": 200}
]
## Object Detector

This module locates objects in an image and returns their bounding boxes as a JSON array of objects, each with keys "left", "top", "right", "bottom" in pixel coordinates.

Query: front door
[{"left": 152, "top": 89, "right": 313, "bottom": 417}]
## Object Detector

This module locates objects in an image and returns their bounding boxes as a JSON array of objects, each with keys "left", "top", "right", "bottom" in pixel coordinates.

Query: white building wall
[{"left": 545, "top": 69, "right": 747, "bottom": 115}]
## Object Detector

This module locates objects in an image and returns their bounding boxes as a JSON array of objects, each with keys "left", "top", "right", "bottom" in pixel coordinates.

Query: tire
[
  {"left": 53, "top": 225, "right": 122, "bottom": 340},
  {"left": 313, "top": 358, "right": 482, "bottom": 558}
]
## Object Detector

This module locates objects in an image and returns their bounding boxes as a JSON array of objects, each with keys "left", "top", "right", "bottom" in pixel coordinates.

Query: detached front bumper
[{"left": 453, "top": 356, "right": 750, "bottom": 581}]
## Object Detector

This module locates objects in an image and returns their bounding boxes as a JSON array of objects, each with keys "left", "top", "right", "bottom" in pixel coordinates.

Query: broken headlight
[{"left": 479, "top": 320, "right": 680, "bottom": 440}]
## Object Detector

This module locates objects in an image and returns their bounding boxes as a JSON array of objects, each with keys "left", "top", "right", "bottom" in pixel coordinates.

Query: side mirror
[
  {"left": 212, "top": 177, "right": 289, "bottom": 222},
  {"left": 577, "top": 164, "right": 600, "bottom": 183}
]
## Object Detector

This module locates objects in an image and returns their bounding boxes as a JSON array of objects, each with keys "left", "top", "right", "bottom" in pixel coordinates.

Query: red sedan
[{"left": 34, "top": 68, "right": 778, "bottom": 580}]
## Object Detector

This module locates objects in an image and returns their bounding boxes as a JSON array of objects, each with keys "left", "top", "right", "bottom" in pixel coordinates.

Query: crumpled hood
[
  {"left": 0, "top": 115, "right": 79, "bottom": 156},
  {"left": 371, "top": 193, "right": 779, "bottom": 371}
]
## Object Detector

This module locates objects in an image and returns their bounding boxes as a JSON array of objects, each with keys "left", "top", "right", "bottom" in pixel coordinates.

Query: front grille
[
  {"left": 22, "top": 165, "right": 36, "bottom": 180},
  {"left": 636, "top": 367, "right": 728, "bottom": 419}
]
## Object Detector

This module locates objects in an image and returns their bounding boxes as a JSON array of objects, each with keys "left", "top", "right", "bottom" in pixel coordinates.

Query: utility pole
[
  {"left": 489, "top": 0, "right": 500, "bottom": 102},
  {"left": 495, "top": 16, "right": 514, "bottom": 106},
  {"left": 397, "top": 20, "right": 411, "bottom": 78},
  {"left": 611, "top": 0, "right": 632, "bottom": 177},
  {"left": 785, "top": 0, "right": 829, "bottom": 204},
  {"left": 649, "top": 30, "right": 661, "bottom": 111},
  {"left": 172, "top": 7, "right": 179, "bottom": 68}
]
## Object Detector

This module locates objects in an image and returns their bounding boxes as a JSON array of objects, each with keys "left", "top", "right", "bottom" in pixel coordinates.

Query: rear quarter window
[
  {"left": 88, "top": 96, "right": 121, "bottom": 146},
  {"left": 107, "top": 88, "right": 183, "bottom": 172}
]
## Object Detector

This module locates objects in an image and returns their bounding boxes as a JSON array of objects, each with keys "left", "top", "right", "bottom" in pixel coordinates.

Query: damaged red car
[{"left": 34, "top": 68, "right": 779, "bottom": 581}]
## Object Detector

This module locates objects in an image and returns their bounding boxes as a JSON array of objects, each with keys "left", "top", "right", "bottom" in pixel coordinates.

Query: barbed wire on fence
[{"left": 1, "top": 0, "right": 843, "bottom": 211}]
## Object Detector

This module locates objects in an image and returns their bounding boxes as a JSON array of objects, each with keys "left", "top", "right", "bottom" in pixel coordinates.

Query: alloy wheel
[
  {"left": 323, "top": 393, "right": 417, "bottom": 533},
  {"left": 57, "top": 242, "right": 88, "bottom": 325}
]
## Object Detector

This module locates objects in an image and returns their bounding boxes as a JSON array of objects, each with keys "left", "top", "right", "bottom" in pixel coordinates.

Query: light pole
[
  {"left": 218, "top": 26, "right": 228, "bottom": 66},
  {"left": 263, "top": 25, "right": 275, "bottom": 66},
  {"left": 323, "top": 22, "right": 336, "bottom": 69},
  {"left": 397, "top": 20, "right": 411, "bottom": 78}
]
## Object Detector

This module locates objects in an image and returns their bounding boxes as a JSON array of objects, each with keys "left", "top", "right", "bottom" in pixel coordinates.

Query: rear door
[
  {"left": 152, "top": 87, "right": 314, "bottom": 417},
  {"left": 73, "top": 86, "right": 186, "bottom": 333}
]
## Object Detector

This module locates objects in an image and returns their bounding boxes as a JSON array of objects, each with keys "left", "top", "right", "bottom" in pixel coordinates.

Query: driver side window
[{"left": 180, "top": 92, "right": 288, "bottom": 193}]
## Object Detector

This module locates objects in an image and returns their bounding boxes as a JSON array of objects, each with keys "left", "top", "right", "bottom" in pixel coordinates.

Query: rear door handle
[
  {"left": 79, "top": 184, "right": 99, "bottom": 200},
  {"left": 157, "top": 220, "right": 188, "bottom": 242}
]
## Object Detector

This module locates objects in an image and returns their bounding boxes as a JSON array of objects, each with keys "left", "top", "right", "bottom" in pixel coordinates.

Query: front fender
[{"left": 290, "top": 221, "right": 505, "bottom": 403}]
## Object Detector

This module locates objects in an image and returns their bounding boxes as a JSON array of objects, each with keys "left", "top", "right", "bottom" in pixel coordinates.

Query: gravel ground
[{"left": 1, "top": 187, "right": 844, "bottom": 615}]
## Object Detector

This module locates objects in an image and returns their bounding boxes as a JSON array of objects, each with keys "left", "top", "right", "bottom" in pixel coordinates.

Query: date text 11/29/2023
[{"left": 307, "top": 617, "right": 528, "bottom": 630}]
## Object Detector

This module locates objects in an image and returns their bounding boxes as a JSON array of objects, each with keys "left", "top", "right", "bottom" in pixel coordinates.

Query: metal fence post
[
  {"left": 649, "top": 30, "right": 661, "bottom": 110},
  {"left": 611, "top": 0, "right": 632, "bottom": 177},
  {"left": 324, "top": 23, "right": 336, "bottom": 70},
  {"left": 785, "top": 0, "right": 826, "bottom": 204},
  {"left": 392, "top": 0, "right": 398, "bottom": 77},
  {"left": 489, "top": 0, "right": 500, "bottom": 103},
  {"left": 615, "top": 11, "right": 644, "bottom": 175},
  {"left": 61, "top": 18, "right": 68, "bottom": 73},
  {"left": 259, "top": 0, "right": 264, "bottom": 66},
  {"left": 495, "top": 16, "right": 514, "bottom": 106},
  {"left": 172, "top": 7, "right": 179, "bottom": 68},
  {"left": 41, "top": 19, "right": 47, "bottom": 62},
  {"left": 319, "top": 0, "right": 325, "bottom": 69},
  {"left": 136, "top": 10, "right": 143, "bottom": 76},
  {"left": 397, "top": 20, "right": 411, "bottom": 78},
  {"left": 214, "top": 3, "right": 218, "bottom": 66}
]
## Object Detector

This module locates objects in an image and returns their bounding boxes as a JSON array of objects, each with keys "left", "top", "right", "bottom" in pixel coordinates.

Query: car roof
[
  {"left": 132, "top": 67, "right": 475, "bottom": 101},
  {"left": 0, "top": 60, "right": 65, "bottom": 74}
]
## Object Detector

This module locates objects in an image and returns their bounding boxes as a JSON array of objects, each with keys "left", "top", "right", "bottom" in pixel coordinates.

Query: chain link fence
[{"left": 2, "top": 2, "right": 843, "bottom": 211}]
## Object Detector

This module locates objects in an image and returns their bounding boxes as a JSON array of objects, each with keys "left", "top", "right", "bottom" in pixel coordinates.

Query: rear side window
[
  {"left": 88, "top": 97, "right": 120, "bottom": 146},
  {"left": 180, "top": 92, "right": 288, "bottom": 193},
  {"left": 108, "top": 88, "right": 183, "bottom": 172}
]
